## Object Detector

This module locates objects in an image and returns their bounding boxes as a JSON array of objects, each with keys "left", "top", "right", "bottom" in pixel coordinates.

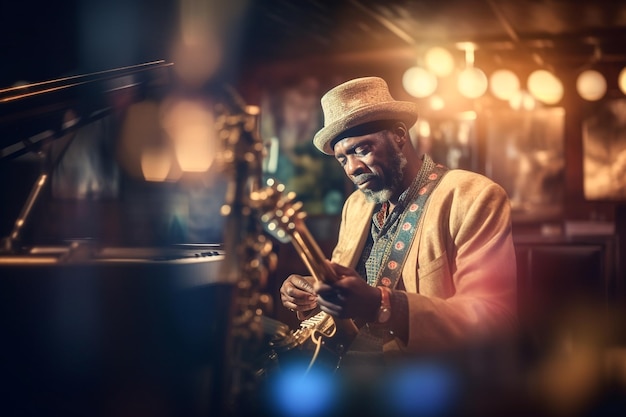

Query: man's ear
[{"left": 392, "top": 122, "right": 408, "bottom": 147}]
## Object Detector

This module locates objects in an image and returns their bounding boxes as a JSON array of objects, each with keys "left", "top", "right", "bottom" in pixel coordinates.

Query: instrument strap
[{"left": 374, "top": 161, "right": 449, "bottom": 290}]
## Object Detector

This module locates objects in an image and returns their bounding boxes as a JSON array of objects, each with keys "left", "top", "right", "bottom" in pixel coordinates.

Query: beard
[{"left": 356, "top": 140, "right": 407, "bottom": 204}]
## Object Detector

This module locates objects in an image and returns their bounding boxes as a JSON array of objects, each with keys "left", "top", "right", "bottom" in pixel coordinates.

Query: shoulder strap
[{"left": 374, "top": 161, "right": 449, "bottom": 289}]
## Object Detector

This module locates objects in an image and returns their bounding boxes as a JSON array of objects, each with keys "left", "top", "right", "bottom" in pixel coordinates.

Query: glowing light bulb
[
  {"left": 528, "top": 70, "right": 563, "bottom": 104},
  {"left": 425, "top": 47, "right": 454, "bottom": 77},
  {"left": 403, "top": 66, "right": 437, "bottom": 98},
  {"left": 576, "top": 70, "right": 607, "bottom": 101},
  {"left": 429, "top": 95, "right": 445, "bottom": 111},
  {"left": 489, "top": 69, "right": 520, "bottom": 101},
  {"left": 457, "top": 67, "right": 488, "bottom": 99},
  {"left": 416, "top": 120, "right": 431, "bottom": 137},
  {"left": 160, "top": 98, "right": 218, "bottom": 173},
  {"left": 141, "top": 147, "right": 172, "bottom": 182}
]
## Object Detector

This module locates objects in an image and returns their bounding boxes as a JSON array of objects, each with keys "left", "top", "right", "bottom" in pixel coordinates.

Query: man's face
[{"left": 333, "top": 129, "right": 406, "bottom": 203}]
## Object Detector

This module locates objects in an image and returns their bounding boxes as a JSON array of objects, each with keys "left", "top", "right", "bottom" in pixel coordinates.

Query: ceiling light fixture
[
  {"left": 528, "top": 69, "right": 563, "bottom": 105},
  {"left": 402, "top": 66, "right": 437, "bottom": 98},
  {"left": 576, "top": 70, "right": 607, "bottom": 101},
  {"left": 575, "top": 41, "right": 606, "bottom": 101},
  {"left": 425, "top": 46, "right": 455, "bottom": 77},
  {"left": 457, "top": 43, "right": 488, "bottom": 99},
  {"left": 489, "top": 69, "right": 520, "bottom": 101}
]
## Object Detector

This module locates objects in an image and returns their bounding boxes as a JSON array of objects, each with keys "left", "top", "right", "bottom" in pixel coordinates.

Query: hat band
[{"left": 329, "top": 120, "right": 398, "bottom": 150}]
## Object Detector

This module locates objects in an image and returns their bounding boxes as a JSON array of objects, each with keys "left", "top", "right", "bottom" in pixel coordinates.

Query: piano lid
[
  {"left": 0, "top": 60, "right": 235, "bottom": 251},
  {"left": 0, "top": 61, "right": 174, "bottom": 161}
]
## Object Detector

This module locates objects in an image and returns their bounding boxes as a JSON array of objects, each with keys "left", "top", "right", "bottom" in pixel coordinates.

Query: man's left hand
[{"left": 315, "top": 261, "right": 380, "bottom": 322}]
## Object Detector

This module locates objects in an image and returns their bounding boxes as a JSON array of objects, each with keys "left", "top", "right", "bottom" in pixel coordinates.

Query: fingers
[
  {"left": 292, "top": 275, "right": 315, "bottom": 293},
  {"left": 280, "top": 267, "right": 364, "bottom": 319},
  {"left": 317, "top": 293, "right": 345, "bottom": 318},
  {"left": 315, "top": 283, "right": 343, "bottom": 300},
  {"left": 314, "top": 270, "right": 372, "bottom": 320},
  {"left": 316, "top": 286, "right": 346, "bottom": 317},
  {"left": 280, "top": 274, "right": 317, "bottom": 312}
]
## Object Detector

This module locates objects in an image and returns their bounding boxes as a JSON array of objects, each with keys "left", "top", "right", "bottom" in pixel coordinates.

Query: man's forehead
[
  {"left": 333, "top": 132, "right": 384, "bottom": 155},
  {"left": 330, "top": 120, "right": 397, "bottom": 152}
]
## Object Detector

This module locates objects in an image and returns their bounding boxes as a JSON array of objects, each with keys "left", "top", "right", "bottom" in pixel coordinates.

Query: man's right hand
[{"left": 280, "top": 274, "right": 318, "bottom": 317}]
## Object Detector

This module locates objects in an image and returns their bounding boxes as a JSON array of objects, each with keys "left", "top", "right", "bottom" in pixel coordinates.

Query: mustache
[{"left": 352, "top": 173, "right": 378, "bottom": 185}]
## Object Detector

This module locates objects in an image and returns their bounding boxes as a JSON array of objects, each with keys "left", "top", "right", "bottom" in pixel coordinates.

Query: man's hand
[
  {"left": 280, "top": 274, "right": 318, "bottom": 315},
  {"left": 315, "top": 261, "right": 380, "bottom": 322}
]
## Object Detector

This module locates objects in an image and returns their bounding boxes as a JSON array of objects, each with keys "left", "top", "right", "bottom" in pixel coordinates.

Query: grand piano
[{"left": 0, "top": 62, "right": 280, "bottom": 417}]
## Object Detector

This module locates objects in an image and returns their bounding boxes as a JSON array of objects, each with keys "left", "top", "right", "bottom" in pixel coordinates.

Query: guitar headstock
[
  {"left": 252, "top": 179, "right": 307, "bottom": 244},
  {"left": 251, "top": 178, "right": 336, "bottom": 284}
]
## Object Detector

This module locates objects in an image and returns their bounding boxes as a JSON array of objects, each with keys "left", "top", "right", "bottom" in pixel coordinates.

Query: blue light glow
[
  {"left": 381, "top": 361, "right": 460, "bottom": 417},
  {"left": 267, "top": 362, "right": 339, "bottom": 417}
]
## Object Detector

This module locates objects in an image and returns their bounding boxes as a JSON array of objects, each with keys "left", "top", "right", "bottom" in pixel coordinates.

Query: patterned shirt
[{"left": 356, "top": 154, "right": 436, "bottom": 287}]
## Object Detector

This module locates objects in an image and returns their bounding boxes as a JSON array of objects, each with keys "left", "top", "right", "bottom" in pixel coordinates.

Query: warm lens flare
[
  {"left": 458, "top": 67, "right": 488, "bottom": 99},
  {"left": 528, "top": 69, "right": 563, "bottom": 104},
  {"left": 141, "top": 147, "right": 172, "bottom": 182},
  {"left": 576, "top": 70, "right": 607, "bottom": 101},
  {"left": 490, "top": 69, "right": 521, "bottom": 101},
  {"left": 403, "top": 66, "right": 437, "bottom": 98},
  {"left": 425, "top": 47, "right": 455, "bottom": 77},
  {"left": 160, "top": 98, "right": 218, "bottom": 173}
]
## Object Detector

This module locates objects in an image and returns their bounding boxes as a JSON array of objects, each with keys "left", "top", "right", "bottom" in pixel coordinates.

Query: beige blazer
[{"left": 331, "top": 169, "right": 518, "bottom": 354}]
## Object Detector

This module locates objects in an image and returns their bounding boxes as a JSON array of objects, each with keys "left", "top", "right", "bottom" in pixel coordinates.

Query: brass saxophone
[
  {"left": 214, "top": 86, "right": 354, "bottom": 412},
  {"left": 212, "top": 87, "right": 283, "bottom": 415}
]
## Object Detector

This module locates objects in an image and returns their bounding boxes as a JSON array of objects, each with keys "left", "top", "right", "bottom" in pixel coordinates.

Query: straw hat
[{"left": 313, "top": 77, "right": 418, "bottom": 155}]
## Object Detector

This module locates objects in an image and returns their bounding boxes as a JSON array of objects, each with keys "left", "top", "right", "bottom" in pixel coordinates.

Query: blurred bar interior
[{"left": 1, "top": 1, "right": 626, "bottom": 416}]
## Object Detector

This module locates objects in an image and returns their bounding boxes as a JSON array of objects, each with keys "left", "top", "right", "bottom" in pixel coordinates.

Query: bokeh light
[
  {"left": 403, "top": 66, "right": 437, "bottom": 98},
  {"left": 490, "top": 69, "right": 520, "bottom": 101},
  {"left": 160, "top": 97, "right": 218, "bottom": 173},
  {"left": 266, "top": 362, "right": 339, "bottom": 417},
  {"left": 379, "top": 361, "right": 460, "bottom": 417},
  {"left": 141, "top": 147, "right": 173, "bottom": 182},
  {"left": 576, "top": 70, "right": 607, "bottom": 101},
  {"left": 416, "top": 119, "right": 431, "bottom": 137},
  {"left": 457, "top": 67, "right": 488, "bottom": 99},
  {"left": 509, "top": 89, "right": 537, "bottom": 110},
  {"left": 528, "top": 69, "right": 563, "bottom": 104},
  {"left": 117, "top": 100, "right": 166, "bottom": 180},
  {"left": 425, "top": 47, "right": 455, "bottom": 77},
  {"left": 429, "top": 95, "right": 446, "bottom": 111},
  {"left": 172, "top": 37, "right": 221, "bottom": 88},
  {"left": 172, "top": 0, "right": 226, "bottom": 87}
]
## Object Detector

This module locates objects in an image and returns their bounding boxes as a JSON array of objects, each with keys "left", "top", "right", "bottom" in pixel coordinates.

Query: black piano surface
[
  {"left": 0, "top": 61, "right": 173, "bottom": 160},
  {"left": 0, "top": 65, "right": 247, "bottom": 417},
  {"left": 0, "top": 244, "right": 234, "bottom": 417}
]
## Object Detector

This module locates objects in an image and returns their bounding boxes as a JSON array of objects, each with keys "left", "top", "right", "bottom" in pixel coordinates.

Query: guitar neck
[
  {"left": 290, "top": 222, "right": 359, "bottom": 339},
  {"left": 289, "top": 224, "right": 337, "bottom": 284}
]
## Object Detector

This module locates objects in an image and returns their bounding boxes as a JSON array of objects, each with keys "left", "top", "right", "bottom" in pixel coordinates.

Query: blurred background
[{"left": 1, "top": 1, "right": 626, "bottom": 416}]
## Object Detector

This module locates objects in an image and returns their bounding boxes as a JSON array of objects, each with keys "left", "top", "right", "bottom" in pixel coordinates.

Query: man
[{"left": 279, "top": 76, "right": 517, "bottom": 364}]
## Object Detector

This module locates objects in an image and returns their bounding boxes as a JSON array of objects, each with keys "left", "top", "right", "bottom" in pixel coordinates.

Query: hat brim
[{"left": 313, "top": 101, "right": 418, "bottom": 155}]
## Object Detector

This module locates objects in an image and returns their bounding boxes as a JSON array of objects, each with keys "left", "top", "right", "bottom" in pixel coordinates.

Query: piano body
[
  {"left": 0, "top": 63, "right": 273, "bottom": 416},
  {"left": 1, "top": 245, "right": 231, "bottom": 417}
]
